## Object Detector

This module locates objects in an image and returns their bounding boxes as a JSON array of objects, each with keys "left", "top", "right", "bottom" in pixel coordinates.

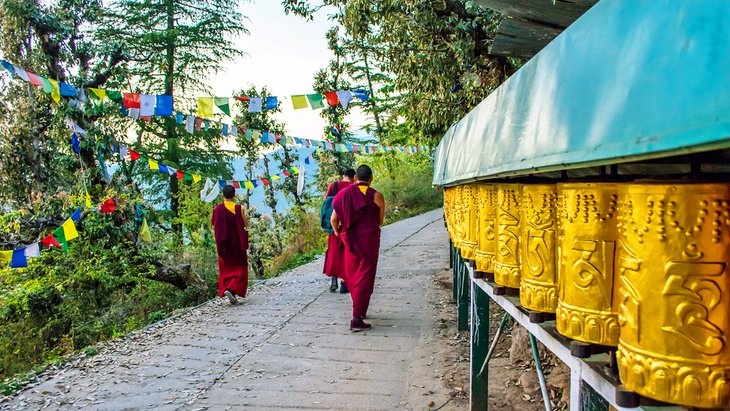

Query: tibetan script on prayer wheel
[
  {"left": 520, "top": 184, "right": 558, "bottom": 313},
  {"left": 556, "top": 182, "right": 620, "bottom": 346},
  {"left": 475, "top": 183, "right": 498, "bottom": 273},
  {"left": 616, "top": 182, "right": 730, "bottom": 408},
  {"left": 460, "top": 183, "right": 479, "bottom": 260},
  {"left": 494, "top": 184, "right": 521, "bottom": 288}
]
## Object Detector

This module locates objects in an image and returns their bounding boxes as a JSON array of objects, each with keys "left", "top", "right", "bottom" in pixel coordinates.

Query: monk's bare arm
[
  {"left": 374, "top": 192, "right": 385, "bottom": 226},
  {"left": 331, "top": 210, "right": 341, "bottom": 236}
]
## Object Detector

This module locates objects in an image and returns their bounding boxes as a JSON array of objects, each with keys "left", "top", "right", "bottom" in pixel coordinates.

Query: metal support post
[
  {"left": 470, "top": 280, "right": 490, "bottom": 410},
  {"left": 530, "top": 333, "right": 552, "bottom": 411},
  {"left": 457, "top": 258, "right": 470, "bottom": 331}
]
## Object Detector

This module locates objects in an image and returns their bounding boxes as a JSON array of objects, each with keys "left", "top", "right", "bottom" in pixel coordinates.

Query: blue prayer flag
[
  {"left": 158, "top": 163, "right": 169, "bottom": 174},
  {"left": 218, "top": 180, "right": 226, "bottom": 188},
  {"left": 59, "top": 82, "right": 77, "bottom": 97},
  {"left": 10, "top": 248, "right": 27, "bottom": 268},
  {"left": 0, "top": 60, "right": 14, "bottom": 77},
  {"left": 71, "top": 133, "right": 81, "bottom": 153},
  {"left": 265, "top": 96, "right": 278, "bottom": 110},
  {"left": 352, "top": 89, "right": 369, "bottom": 102},
  {"left": 176, "top": 113, "right": 184, "bottom": 124},
  {"left": 71, "top": 206, "right": 81, "bottom": 222},
  {"left": 155, "top": 95, "right": 173, "bottom": 116},
  {"left": 222, "top": 124, "right": 229, "bottom": 136}
]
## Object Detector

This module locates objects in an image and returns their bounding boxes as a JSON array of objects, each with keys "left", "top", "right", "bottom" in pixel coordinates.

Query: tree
[{"left": 96, "top": 0, "right": 248, "bottom": 229}]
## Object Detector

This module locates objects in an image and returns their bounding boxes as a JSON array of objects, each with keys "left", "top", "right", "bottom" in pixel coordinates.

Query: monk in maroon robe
[
  {"left": 331, "top": 165, "right": 385, "bottom": 331},
  {"left": 323, "top": 169, "right": 356, "bottom": 293},
  {"left": 212, "top": 185, "right": 249, "bottom": 304}
]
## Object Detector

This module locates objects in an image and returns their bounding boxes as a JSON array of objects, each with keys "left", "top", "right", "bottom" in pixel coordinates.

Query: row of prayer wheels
[{"left": 444, "top": 181, "right": 730, "bottom": 409}]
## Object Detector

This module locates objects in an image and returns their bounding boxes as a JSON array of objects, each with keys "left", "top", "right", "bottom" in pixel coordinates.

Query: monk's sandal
[{"left": 224, "top": 289, "right": 238, "bottom": 305}]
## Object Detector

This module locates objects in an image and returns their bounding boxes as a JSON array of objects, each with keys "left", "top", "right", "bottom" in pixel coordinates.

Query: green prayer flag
[
  {"left": 52, "top": 227, "right": 69, "bottom": 252},
  {"left": 106, "top": 90, "right": 123, "bottom": 103},
  {"left": 39, "top": 77, "right": 52, "bottom": 93},
  {"left": 184, "top": 173, "right": 193, "bottom": 181},
  {"left": 214, "top": 97, "right": 231, "bottom": 116},
  {"left": 306, "top": 94, "right": 324, "bottom": 109}
]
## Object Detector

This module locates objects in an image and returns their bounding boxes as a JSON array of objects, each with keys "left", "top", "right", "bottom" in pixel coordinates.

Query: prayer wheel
[
  {"left": 475, "top": 183, "right": 498, "bottom": 273},
  {"left": 520, "top": 184, "right": 558, "bottom": 313},
  {"left": 460, "top": 183, "right": 479, "bottom": 260},
  {"left": 616, "top": 182, "right": 730, "bottom": 408},
  {"left": 556, "top": 182, "right": 620, "bottom": 346},
  {"left": 494, "top": 184, "right": 521, "bottom": 288},
  {"left": 451, "top": 185, "right": 465, "bottom": 249},
  {"left": 443, "top": 186, "right": 456, "bottom": 243}
]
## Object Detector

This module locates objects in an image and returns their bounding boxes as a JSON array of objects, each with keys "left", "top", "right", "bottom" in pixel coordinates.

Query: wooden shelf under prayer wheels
[
  {"left": 494, "top": 184, "right": 521, "bottom": 288},
  {"left": 519, "top": 184, "right": 559, "bottom": 313},
  {"left": 616, "top": 182, "right": 730, "bottom": 409},
  {"left": 556, "top": 182, "right": 621, "bottom": 347}
]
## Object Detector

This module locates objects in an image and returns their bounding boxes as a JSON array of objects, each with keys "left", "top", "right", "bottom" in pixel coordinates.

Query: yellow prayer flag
[
  {"left": 139, "top": 218, "right": 151, "bottom": 243},
  {"left": 291, "top": 95, "right": 308, "bottom": 110},
  {"left": 0, "top": 250, "right": 12, "bottom": 262},
  {"left": 48, "top": 79, "right": 61, "bottom": 103},
  {"left": 244, "top": 180, "right": 254, "bottom": 189},
  {"left": 148, "top": 158, "right": 159, "bottom": 171},
  {"left": 89, "top": 88, "right": 106, "bottom": 100},
  {"left": 197, "top": 97, "right": 214, "bottom": 118},
  {"left": 85, "top": 190, "right": 92, "bottom": 208},
  {"left": 192, "top": 174, "right": 201, "bottom": 183},
  {"left": 291, "top": 166, "right": 299, "bottom": 174},
  {"left": 62, "top": 218, "right": 78, "bottom": 242},
  {"left": 271, "top": 175, "right": 280, "bottom": 181}
]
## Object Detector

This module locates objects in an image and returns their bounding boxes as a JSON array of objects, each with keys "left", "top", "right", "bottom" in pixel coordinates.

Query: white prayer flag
[
  {"left": 248, "top": 97, "right": 262, "bottom": 113},
  {"left": 140, "top": 94, "right": 156, "bottom": 116}
]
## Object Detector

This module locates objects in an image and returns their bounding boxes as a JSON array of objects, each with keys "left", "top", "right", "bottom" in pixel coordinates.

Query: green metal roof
[{"left": 433, "top": 0, "right": 730, "bottom": 187}]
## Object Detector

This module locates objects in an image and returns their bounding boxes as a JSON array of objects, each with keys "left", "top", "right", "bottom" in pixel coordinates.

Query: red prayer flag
[
  {"left": 41, "top": 234, "right": 62, "bottom": 249},
  {"left": 140, "top": 115, "right": 152, "bottom": 122},
  {"left": 129, "top": 150, "right": 141, "bottom": 160},
  {"left": 324, "top": 92, "right": 339, "bottom": 107},
  {"left": 26, "top": 71, "right": 43, "bottom": 87},
  {"left": 235, "top": 96, "right": 250, "bottom": 102},
  {"left": 194, "top": 117, "right": 202, "bottom": 131},
  {"left": 283, "top": 170, "right": 291, "bottom": 177},
  {"left": 261, "top": 178, "right": 270, "bottom": 186},
  {"left": 176, "top": 170, "right": 185, "bottom": 180},
  {"left": 100, "top": 198, "right": 116, "bottom": 213},
  {"left": 123, "top": 93, "right": 141, "bottom": 109},
  {"left": 232, "top": 180, "right": 241, "bottom": 189}
]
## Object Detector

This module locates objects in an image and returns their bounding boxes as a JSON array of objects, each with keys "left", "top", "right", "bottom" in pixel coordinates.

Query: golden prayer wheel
[
  {"left": 451, "top": 185, "right": 465, "bottom": 249},
  {"left": 520, "top": 184, "right": 558, "bottom": 313},
  {"left": 475, "top": 183, "right": 498, "bottom": 273},
  {"left": 616, "top": 182, "right": 730, "bottom": 408},
  {"left": 556, "top": 182, "right": 620, "bottom": 346},
  {"left": 494, "top": 184, "right": 522, "bottom": 288},
  {"left": 460, "top": 183, "right": 479, "bottom": 260},
  {"left": 443, "top": 186, "right": 455, "bottom": 243}
]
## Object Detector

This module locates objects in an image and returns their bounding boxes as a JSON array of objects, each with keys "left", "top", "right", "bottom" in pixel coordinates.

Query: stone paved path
[{"left": 4, "top": 209, "right": 448, "bottom": 410}]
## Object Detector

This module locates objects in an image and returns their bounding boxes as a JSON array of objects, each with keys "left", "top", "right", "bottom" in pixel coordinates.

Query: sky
[{"left": 208, "top": 0, "right": 367, "bottom": 141}]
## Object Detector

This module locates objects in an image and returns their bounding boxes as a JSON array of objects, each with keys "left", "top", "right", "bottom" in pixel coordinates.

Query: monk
[
  {"left": 331, "top": 165, "right": 385, "bottom": 331},
  {"left": 323, "top": 168, "right": 356, "bottom": 293},
  {"left": 211, "top": 185, "right": 249, "bottom": 304}
]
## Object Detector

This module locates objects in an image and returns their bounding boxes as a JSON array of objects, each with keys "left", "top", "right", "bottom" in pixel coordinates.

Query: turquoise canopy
[{"left": 433, "top": 0, "right": 730, "bottom": 187}]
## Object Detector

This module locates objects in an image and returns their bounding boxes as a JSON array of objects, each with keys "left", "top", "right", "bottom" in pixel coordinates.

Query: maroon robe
[
  {"left": 323, "top": 180, "right": 353, "bottom": 279},
  {"left": 212, "top": 203, "right": 249, "bottom": 298},
  {"left": 332, "top": 183, "right": 381, "bottom": 318}
]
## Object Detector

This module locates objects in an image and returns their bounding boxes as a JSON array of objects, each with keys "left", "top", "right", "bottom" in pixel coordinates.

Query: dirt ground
[{"left": 414, "top": 268, "right": 570, "bottom": 411}]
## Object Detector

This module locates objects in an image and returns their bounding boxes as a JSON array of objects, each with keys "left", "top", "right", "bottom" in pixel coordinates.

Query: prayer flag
[
  {"left": 0, "top": 250, "right": 12, "bottom": 262},
  {"left": 0, "top": 60, "right": 14, "bottom": 76},
  {"left": 296, "top": 162, "right": 305, "bottom": 196},
  {"left": 291, "top": 166, "right": 300, "bottom": 174},
  {"left": 194, "top": 117, "right": 202, "bottom": 131},
  {"left": 25, "top": 243, "right": 40, "bottom": 258},
  {"left": 129, "top": 150, "right": 141, "bottom": 161},
  {"left": 41, "top": 233, "right": 61, "bottom": 249},
  {"left": 251, "top": 180, "right": 259, "bottom": 188},
  {"left": 175, "top": 113, "right": 184, "bottom": 124},
  {"left": 101, "top": 198, "right": 116, "bottom": 213},
  {"left": 185, "top": 115, "right": 195, "bottom": 134},
  {"left": 123, "top": 93, "right": 141, "bottom": 109},
  {"left": 176, "top": 170, "right": 185, "bottom": 180},
  {"left": 148, "top": 158, "right": 159, "bottom": 171},
  {"left": 232, "top": 180, "right": 241, "bottom": 189},
  {"left": 107, "top": 90, "right": 122, "bottom": 103},
  {"left": 197, "top": 97, "right": 214, "bottom": 118},
  {"left": 85, "top": 190, "right": 92, "bottom": 208},
  {"left": 71, "top": 206, "right": 81, "bottom": 222},
  {"left": 155, "top": 95, "right": 173, "bottom": 116},
  {"left": 291, "top": 95, "right": 308, "bottom": 110},
  {"left": 214, "top": 97, "right": 230, "bottom": 116},
  {"left": 222, "top": 124, "right": 229, "bottom": 136},
  {"left": 61, "top": 218, "right": 78, "bottom": 241},
  {"left": 140, "top": 94, "right": 155, "bottom": 116},
  {"left": 139, "top": 218, "right": 151, "bottom": 242},
  {"left": 352, "top": 89, "right": 369, "bottom": 102},
  {"left": 25, "top": 71, "right": 42, "bottom": 87},
  {"left": 158, "top": 163, "right": 168, "bottom": 174},
  {"left": 306, "top": 94, "right": 324, "bottom": 109},
  {"left": 248, "top": 97, "right": 262, "bottom": 113},
  {"left": 184, "top": 173, "right": 193, "bottom": 181},
  {"left": 167, "top": 166, "right": 177, "bottom": 176},
  {"left": 71, "top": 133, "right": 80, "bottom": 154},
  {"left": 39, "top": 76, "right": 52, "bottom": 93},
  {"left": 13, "top": 67, "right": 29, "bottom": 83},
  {"left": 89, "top": 88, "right": 106, "bottom": 102},
  {"left": 324, "top": 92, "right": 339, "bottom": 107},
  {"left": 59, "top": 82, "right": 77, "bottom": 97},
  {"left": 265, "top": 96, "right": 278, "bottom": 110},
  {"left": 10, "top": 248, "right": 27, "bottom": 268},
  {"left": 244, "top": 180, "right": 254, "bottom": 189},
  {"left": 48, "top": 79, "right": 60, "bottom": 103},
  {"left": 336, "top": 90, "right": 353, "bottom": 109},
  {"left": 235, "top": 95, "right": 250, "bottom": 102},
  {"left": 192, "top": 174, "right": 201, "bottom": 183},
  {"left": 218, "top": 180, "right": 226, "bottom": 188},
  {"left": 204, "top": 119, "right": 210, "bottom": 130},
  {"left": 271, "top": 175, "right": 280, "bottom": 181},
  {"left": 261, "top": 177, "right": 270, "bottom": 186},
  {"left": 231, "top": 125, "right": 238, "bottom": 138},
  {"left": 128, "top": 108, "right": 140, "bottom": 119}
]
